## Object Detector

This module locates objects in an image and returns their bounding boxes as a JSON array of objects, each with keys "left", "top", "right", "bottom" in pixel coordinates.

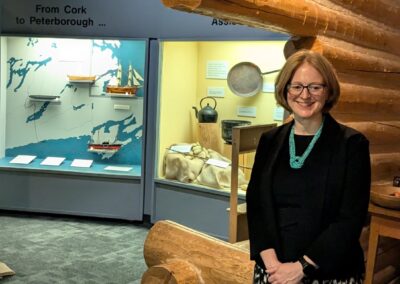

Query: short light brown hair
[{"left": 275, "top": 49, "right": 340, "bottom": 113}]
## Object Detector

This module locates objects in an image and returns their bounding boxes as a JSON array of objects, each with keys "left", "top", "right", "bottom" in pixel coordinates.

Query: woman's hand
[
  {"left": 260, "top": 249, "right": 282, "bottom": 272},
  {"left": 267, "top": 262, "right": 303, "bottom": 284}
]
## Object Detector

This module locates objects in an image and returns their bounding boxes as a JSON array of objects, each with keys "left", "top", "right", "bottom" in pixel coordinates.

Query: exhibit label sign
[{"left": 1, "top": 0, "right": 288, "bottom": 39}]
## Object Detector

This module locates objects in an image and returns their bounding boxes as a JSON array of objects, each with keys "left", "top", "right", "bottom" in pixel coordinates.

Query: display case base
[
  {"left": 152, "top": 179, "right": 246, "bottom": 240},
  {"left": 0, "top": 170, "right": 143, "bottom": 221}
]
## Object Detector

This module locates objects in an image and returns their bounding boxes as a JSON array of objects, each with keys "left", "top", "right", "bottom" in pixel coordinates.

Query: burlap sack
[
  {"left": 163, "top": 143, "right": 248, "bottom": 190},
  {"left": 196, "top": 150, "right": 247, "bottom": 190},
  {"left": 163, "top": 143, "right": 207, "bottom": 183}
]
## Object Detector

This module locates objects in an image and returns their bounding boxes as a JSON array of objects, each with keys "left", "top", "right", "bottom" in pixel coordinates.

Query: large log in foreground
[
  {"left": 141, "top": 221, "right": 399, "bottom": 283},
  {"left": 142, "top": 220, "right": 254, "bottom": 284}
]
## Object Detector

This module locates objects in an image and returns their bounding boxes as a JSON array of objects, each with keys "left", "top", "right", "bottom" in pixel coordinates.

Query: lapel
[
  {"left": 307, "top": 114, "right": 342, "bottom": 212},
  {"left": 261, "top": 120, "right": 292, "bottom": 200},
  {"left": 257, "top": 120, "right": 292, "bottom": 254}
]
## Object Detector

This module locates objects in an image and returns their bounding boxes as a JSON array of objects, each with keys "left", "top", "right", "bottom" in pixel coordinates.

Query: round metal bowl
[
  {"left": 221, "top": 120, "right": 251, "bottom": 144},
  {"left": 370, "top": 185, "right": 400, "bottom": 210}
]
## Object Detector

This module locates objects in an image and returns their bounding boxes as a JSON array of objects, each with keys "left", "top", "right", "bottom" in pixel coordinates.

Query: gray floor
[{"left": 0, "top": 211, "right": 150, "bottom": 284}]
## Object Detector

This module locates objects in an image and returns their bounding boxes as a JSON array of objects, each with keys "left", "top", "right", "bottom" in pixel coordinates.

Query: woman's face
[{"left": 287, "top": 62, "right": 327, "bottom": 121}]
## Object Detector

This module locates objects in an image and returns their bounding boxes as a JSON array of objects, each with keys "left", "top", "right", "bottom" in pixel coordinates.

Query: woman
[{"left": 246, "top": 50, "right": 371, "bottom": 284}]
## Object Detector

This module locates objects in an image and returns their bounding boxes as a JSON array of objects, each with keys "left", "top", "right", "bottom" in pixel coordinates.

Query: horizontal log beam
[
  {"left": 370, "top": 153, "right": 400, "bottom": 183},
  {"left": 338, "top": 72, "right": 400, "bottom": 91},
  {"left": 285, "top": 36, "right": 400, "bottom": 73},
  {"left": 328, "top": 0, "right": 400, "bottom": 30},
  {"left": 369, "top": 144, "right": 400, "bottom": 155},
  {"left": 334, "top": 113, "right": 400, "bottom": 123},
  {"left": 344, "top": 120, "right": 400, "bottom": 144},
  {"left": 342, "top": 120, "right": 400, "bottom": 157},
  {"left": 374, "top": 265, "right": 400, "bottom": 284},
  {"left": 335, "top": 101, "right": 399, "bottom": 117},
  {"left": 335, "top": 83, "right": 400, "bottom": 115},
  {"left": 162, "top": 0, "right": 400, "bottom": 56}
]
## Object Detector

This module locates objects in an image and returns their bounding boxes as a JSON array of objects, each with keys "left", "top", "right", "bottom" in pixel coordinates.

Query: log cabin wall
[{"left": 161, "top": 0, "right": 400, "bottom": 282}]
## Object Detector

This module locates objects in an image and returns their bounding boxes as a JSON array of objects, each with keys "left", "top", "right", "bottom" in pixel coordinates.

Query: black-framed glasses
[{"left": 287, "top": 83, "right": 326, "bottom": 96}]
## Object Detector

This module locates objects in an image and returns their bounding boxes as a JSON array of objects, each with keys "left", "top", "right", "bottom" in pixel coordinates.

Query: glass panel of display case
[
  {"left": 157, "top": 40, "right": 287, "bottom": 194},
  {"left": 0, "top": 36, "right": 147, "bottom": 177}
]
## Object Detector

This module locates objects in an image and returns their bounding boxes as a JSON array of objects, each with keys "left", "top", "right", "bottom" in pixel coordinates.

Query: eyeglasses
[{"left": 287, "top": 83, "right": 326, "bottom": 97}]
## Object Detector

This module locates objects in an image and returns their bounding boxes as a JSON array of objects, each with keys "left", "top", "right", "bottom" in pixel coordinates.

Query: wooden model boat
[
  {"left": 67, "top": 75, "right": 96, "bottom": 82},
  {"left": 88, "top": 142, "right": 122, "bottom": 154},
  {"left": 106, "top": 85, "right": 137, "bottom": 95},
  {"left": 106, "top": 64, "right": 143, "bottom": 96}
]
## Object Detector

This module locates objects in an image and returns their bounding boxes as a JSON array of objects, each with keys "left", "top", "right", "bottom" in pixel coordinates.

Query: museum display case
[
  {"left": 0, "top": 36, "right": 147, "bottom": 178},
  {"left": 152, "top": 40, "right": 287, "bottom": 238},
  {"left": 0, "top": 36, "right": 147, "bottom": 220},
  {"left": 156, "top": 40, "right": 286, "bottom": 192}
]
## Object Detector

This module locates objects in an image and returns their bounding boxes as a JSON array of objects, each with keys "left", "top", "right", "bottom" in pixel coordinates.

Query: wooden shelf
[
  {"left": 28, "top": 95, "right": 61, "bottom": 103},
  {"left": 68, "top": 80, "right": 95, "bottom": 84},
  {"left": 105, "top": 93, "right": 138, "bottom": 98},
  {"left": 228, "top": 123, "right": 277, "bottom": 243}
]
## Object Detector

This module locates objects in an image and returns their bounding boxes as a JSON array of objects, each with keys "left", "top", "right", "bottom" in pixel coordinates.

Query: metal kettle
[{"left": 192, "top": 97, "right": 218, "bottom": 123}]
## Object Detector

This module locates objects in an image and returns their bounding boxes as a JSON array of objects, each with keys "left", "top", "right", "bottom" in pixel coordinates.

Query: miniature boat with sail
[
  {"left": 88, "top": 133, "right": 122, "bottom": 154},
  {"left": 106, "top": 64, "right": 144, "bottom": 96}
]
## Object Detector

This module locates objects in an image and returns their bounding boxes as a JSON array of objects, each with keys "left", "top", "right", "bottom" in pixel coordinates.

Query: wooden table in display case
[{"left": 365, "top": 202, "right": 400, "bottom": 284}]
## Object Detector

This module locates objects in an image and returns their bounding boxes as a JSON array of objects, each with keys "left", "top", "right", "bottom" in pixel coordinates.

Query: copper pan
[{"left": 227, "top": 62, "right": 280, "bottom": 97}]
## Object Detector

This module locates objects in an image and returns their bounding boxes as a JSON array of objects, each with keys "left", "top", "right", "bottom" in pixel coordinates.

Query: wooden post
[
  {"left": 365, "top": 217, "right": 380, "bottom": 284},
  {"left": 229, "top": 127, "right": 240, "bottom": 243}
]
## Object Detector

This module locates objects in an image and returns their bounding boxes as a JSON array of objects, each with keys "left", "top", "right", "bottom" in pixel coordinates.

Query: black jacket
[{"left": 246, "top": 113, "right": 371, "bottom": 279}]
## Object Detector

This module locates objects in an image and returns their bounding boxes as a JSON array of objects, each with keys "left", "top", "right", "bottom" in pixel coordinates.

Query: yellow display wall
[{"left": 158, "top": 40, "right": 287, "bottom": 176}]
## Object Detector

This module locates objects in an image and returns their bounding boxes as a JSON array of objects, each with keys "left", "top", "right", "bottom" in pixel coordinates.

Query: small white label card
[
  {"left": 207, "top": 87, "right": 225, "bottom": 98},
  {"left": 10, "top": 155, "right": 36, "bottom": 164},
  {"left": 40, "top": 157, "right": 66, "bottom": 166},
  {"left": 237, "top": 106, "right": 257, "bottom": 117},
  {"left": 170, "top": 144, "right": 192, "bottom": 153},
  {"left": 71, "top": 159, "right": 93, "bottom": 168},
  {"left": 273, "top": 106, "right": 285, "bottom": 121},
  {"left": 104, "top": 166, "right": 133, "bottom": 172},
  {"left": 206, "top": 61, "right": 228, "bottom": 79},
  {"left": 206, "top": 158, "right": 230, "bottom": 168},
  {"left": 262, "top": 82, "right": 275, "bottom": 93}
]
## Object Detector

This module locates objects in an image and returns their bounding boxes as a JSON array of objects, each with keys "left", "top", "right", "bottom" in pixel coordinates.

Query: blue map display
[
  {"left": 7, "top": 57, "right": 52, "bottom": 92},
  {"left": 6, "top": 115, "right": 142, "bottom": 165},
  {"left": 4, "top": 37, "right": 146, "bottom": 172}
]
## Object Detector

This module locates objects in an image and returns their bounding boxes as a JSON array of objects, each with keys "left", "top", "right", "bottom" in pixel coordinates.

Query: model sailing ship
[
  {"left": 106, "top": 64, "right": 144, "bottom": 96},
  {"left": 88, "top": 131, "right": 122, "bottom": 154}
]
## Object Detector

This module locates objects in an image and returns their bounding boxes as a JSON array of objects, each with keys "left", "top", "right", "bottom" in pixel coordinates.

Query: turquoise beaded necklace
[{"left": 289, "top": 118, "right": 325, "bottom": 169}]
